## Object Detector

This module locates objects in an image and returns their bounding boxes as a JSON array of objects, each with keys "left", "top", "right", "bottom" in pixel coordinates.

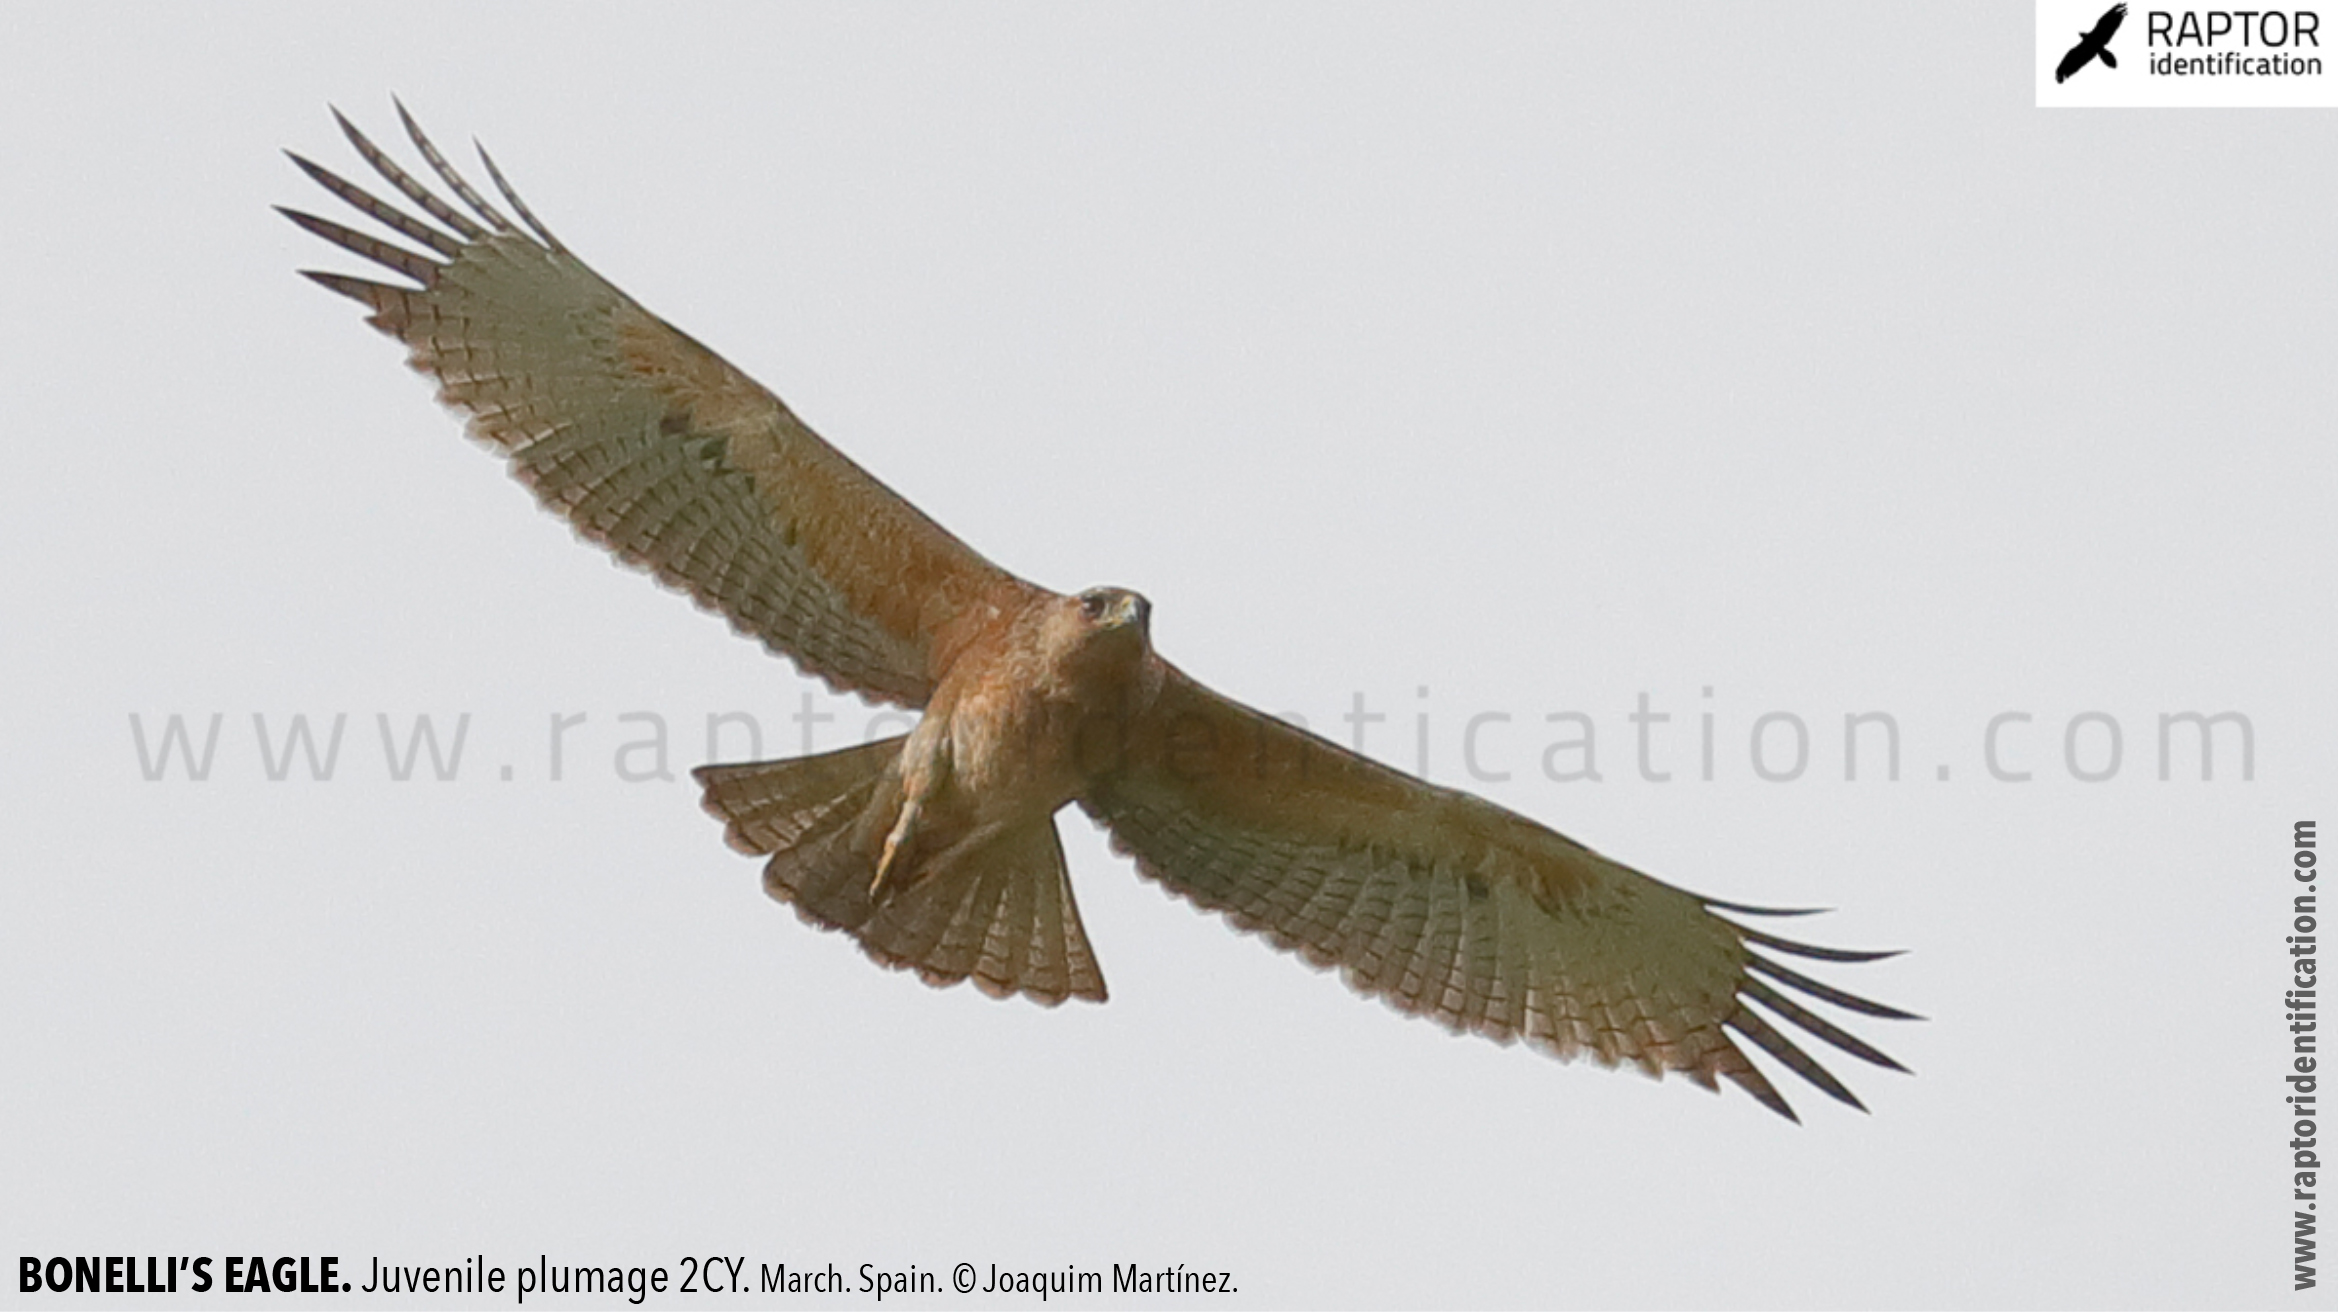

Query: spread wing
[
  {"left": 2090, "top": 3, "right": 2127, "bottom": 43},
  {"left": 1081, "top": 666, "right": 1913, "bottom": 1121},
  {"left": 281, "top": 105, "right": 1042, "bottom": 707},
  {"left": 2055, "top": 42, "right": 2093, "bottom": 82}
]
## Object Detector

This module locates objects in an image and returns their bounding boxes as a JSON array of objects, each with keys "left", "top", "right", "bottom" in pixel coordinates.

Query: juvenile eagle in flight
[{"left": 282, "top": 105, "right": 1913, "bottom": 1121}]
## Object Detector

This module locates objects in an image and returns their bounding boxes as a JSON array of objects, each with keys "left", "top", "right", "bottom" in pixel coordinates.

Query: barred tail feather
[
  {"left": 692, "top": 746, "right": 1105, "bottom": 1006},
  {"left": 695, "top": 737, "right": 906, "bottom": 856}
]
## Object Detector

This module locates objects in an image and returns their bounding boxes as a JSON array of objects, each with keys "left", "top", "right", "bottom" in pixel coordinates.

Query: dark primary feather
[
  {"left": 1748, "top": 951, "right": 1922, "bottom": 1020},
  {"left": 477, "top": 141, "right": 564, "bottom": 251},
  {"left": 331, "top": 106, "right": 487, "bottom": 241},
  {"left": 1722, "top": 1003, "right": 1865, "bottom": 1116},
  {"left": 1726, "top": 916, "right": 1904, "bottom": 963},
  {"left": 284, "top": 152, "right": 463, "bottom": 257},
  {"left": 391, "top": 100, "right": 513, "bottom": 235}
]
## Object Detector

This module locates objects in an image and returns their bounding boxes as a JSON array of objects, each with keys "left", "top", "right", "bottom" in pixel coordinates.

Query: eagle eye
[{"left": 1080, "top": 592, "right": 1109, "bottom": 620}]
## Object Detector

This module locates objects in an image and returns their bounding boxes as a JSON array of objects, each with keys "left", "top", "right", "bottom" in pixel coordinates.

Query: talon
[
  {"left": 870, "top": 838, "right": 903, "bottom": 899},
  {"left": 870, "top": 800, "right": 922, "bottom": 900}
]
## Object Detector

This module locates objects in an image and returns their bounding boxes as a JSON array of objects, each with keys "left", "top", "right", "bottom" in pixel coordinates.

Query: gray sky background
[{"left": 2, "top": 3, "right": 2332, "bottom": 1308}]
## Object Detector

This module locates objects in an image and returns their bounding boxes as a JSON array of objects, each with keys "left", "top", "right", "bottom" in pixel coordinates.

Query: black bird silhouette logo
[{"left": 2057, "top": 3, "right": 2127, "bottom": 82}]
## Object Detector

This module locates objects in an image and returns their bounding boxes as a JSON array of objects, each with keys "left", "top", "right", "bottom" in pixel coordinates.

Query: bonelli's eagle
[{"left": 282, "top": 105, "right": 1914, "bottom": 1121}]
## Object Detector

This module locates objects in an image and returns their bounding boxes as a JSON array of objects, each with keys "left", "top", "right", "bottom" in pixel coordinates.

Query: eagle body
[
  {"left": 283, "top": 105, "right": 1914, "bottom": 1120},
  {"left": 704, "top": 586, "right": 1159, "bottom": 1007},
  {"left": 917, "top": 587, "right": 1161, "bottom": 817}
]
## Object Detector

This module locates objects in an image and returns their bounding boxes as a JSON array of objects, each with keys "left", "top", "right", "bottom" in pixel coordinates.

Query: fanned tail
[
  {"left": 696, "top": 738, "right": 905, "bottom": 856},
  {"left": 693, "top": 745, "right": 1106, "bottom": 1006}
]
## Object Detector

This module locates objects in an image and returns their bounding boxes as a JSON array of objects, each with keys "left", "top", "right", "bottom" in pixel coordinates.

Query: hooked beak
[{"left": 1113, "top": 592, "right": 1151, "bottom": 631}]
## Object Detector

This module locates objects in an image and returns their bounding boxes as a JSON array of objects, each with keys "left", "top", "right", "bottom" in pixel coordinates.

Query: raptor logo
[{"left": 2056, "top": 3, "right": 2128, "bottom": 81}]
